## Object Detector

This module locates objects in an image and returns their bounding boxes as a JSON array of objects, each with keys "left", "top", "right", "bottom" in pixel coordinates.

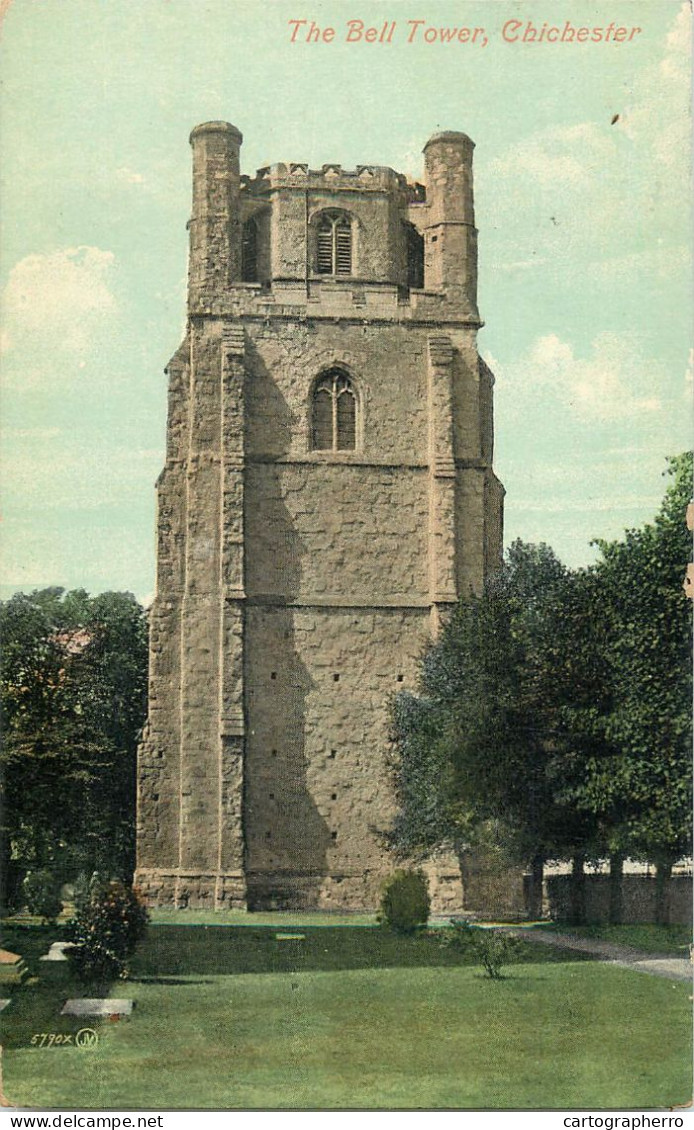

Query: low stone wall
[
  {"left": 460, "top": 850, "right": 526, "bottom": 918},
  {"left": 544, "top": 874, "right": 692, "bottom": 925}
]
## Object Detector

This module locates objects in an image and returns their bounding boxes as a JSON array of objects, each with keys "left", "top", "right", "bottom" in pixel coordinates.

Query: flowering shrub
[{"left": 67, "top": 880, "right": 149, "bottom": 982}]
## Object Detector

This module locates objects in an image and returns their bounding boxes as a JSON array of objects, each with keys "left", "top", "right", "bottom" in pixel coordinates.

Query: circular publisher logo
[{"left": 75, "top": 1028, "right": 99, "bottom": 1048}]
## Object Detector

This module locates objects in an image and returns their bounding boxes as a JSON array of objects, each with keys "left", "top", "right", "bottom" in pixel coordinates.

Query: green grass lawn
[
  {"left": 1, "top": 923, "right": 691, "bottom": 1110},
  {"left": 539, "top": 923, "right": 693, "bottom": 956},
  {"left": 149, "top": 908, "right": 380, "bottom": 927}
]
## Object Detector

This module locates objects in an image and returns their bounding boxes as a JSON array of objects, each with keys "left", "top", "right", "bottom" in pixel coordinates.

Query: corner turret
[
  {"left": 188, "top": 121, "right": 243, "bottom": 310},
  {"left": 422, "top": 131, "right": 478, "bottom": 318}
]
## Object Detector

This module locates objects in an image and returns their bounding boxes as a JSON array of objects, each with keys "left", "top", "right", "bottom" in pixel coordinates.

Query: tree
[
  {"left": 569, "top": 454, "right": 693, "bottom": 921},
  {"left": 389, "top": 455, "right": 693, "bottom": 925},
  {"left": 389, "top": 541, "right": 603, "bottom": 917},
  {"left": 0, "top": 588, "right": 148, "bottom": 910}
]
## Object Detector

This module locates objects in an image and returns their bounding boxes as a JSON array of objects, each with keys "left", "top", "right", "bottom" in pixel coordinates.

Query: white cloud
[
  {"left": 594, "top": 244, "right": 690, "bottom": 286},
  {"left": 115, "top": 166, "right": 147, "bottom": 186},
  {"left": 1, "top": 246, "right": 118, "bottom": 355},
  {"left": 530, "top": 334, "right": 574, "bottom": 372},
  {"left": 665, "top": 2, "right": 691, "bottom": 53},
  {"left": 482, "top": 4, "right": 690, "bottom": 266},
  {"left": 490, "top": 122, "right": 613, "bottom": 190},
  {"left": 493, "top": 258, "right": 548, "bottom": 273},
  {"left": 491, "top": 4, "right": 690, "bottom": 194},
  {"left": 495, "top": 332, "right": 667, "bottom": 422},
  {"left": 617, "top": 2, "right": 691, "bottom": 173},
  {"left": 396, "top": 138, "right": 425, "bottom": 181}
]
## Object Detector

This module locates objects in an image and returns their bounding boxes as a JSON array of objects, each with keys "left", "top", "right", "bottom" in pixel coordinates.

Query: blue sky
[{"left": 0, "top": 0, "right": 691, "bottom": 602}]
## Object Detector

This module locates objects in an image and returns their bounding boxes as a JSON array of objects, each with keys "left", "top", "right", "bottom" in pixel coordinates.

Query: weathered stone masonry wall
[
  {"left": 245, "top": 464, "right": 430, "bottom": 602},
  {"left": 244, "top": 607, "right": 429, "bottom": 909},
  {"left": 136, "top": 123, "right": 505, "bottom": 911}
]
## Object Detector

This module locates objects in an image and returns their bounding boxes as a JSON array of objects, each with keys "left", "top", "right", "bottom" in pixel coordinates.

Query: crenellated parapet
[
  {"left": 187, "top": 123, "right": 479, "bottom": 317},
  {"left": 243, "top": 163, "right": 408, "bottom": 194}
]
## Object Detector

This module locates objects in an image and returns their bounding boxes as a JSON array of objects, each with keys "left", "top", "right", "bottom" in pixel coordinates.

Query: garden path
[{"left": 498, "top": 926, "right": 692, "bottom": 982}]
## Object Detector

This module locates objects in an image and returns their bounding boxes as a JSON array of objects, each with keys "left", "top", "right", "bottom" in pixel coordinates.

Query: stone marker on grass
[
  {"left": 61, "top": 999, "right": 134, "bottom": 1018},
  {"left": 40, "top": 942, "right": 76, "bottom": 962},
  {"left": 0, "top": 1001, "right": 10, "bottom": 1012},
  {"left": 276, "top": 934, "right": 305, "bottom": 941},
  {"left": 0, "top": 951, "right": 28, "bottom": 986}
]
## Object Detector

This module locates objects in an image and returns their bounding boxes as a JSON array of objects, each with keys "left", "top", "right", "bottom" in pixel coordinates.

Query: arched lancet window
[
  {"left": 242, "top": 218, "right": 258, "bottom": 282},
  {"left": 316, "top": 212, "right": 352, "bottom": 276},
  {"left": 312, "top": 370, "right": 357, "bottom": 451}
]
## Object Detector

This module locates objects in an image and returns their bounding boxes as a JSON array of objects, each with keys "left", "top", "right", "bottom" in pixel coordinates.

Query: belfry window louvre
[
  {"left": 335, "top": 221, "right": 352, "bottom": 274},
  {"left": 317, "top": 225, "right": 334, "bottom": 274},
  {"left": 312, "top": 370, "right": 357, "bottom": 451},
  {"left": 316, "top": 213, "right": 353, "bottom": 276}
]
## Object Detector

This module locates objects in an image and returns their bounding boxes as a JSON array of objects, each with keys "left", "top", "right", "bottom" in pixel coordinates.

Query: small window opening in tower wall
[
  {"left": 329, "top": 750, "right": 337, "bottom": 759},
  {"left": 317, "top": 212, "right": 352, "bottom": 276},
  {"left": 397, "top": 674, "right": 404, "bottom": 683},
  {"left": 312, "top": 370, "right": 357, "bottom": 452},
  {"left": 242, "top": 218, "right": 258, "bottom": 282},
  {"left": 405, "top": 223, "right": 424, "bottom": 290},
  {"left": 331, "top": 831, "right": 338, "bottom": 840}
]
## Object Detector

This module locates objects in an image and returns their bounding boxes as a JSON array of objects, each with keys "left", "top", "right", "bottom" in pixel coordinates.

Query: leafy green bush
[
  {"left": 475, "top": 931, "right": 520, "bottom": 979},
  {"left": 66, "top": 941, "right": 125, "bottom": 983},
  {"left": 378, "top": 869, "right": 430, "bottom": 934},
  {"left": 440, "top": 917, "right": 479, "bottom": 954},
  {"left": 441, "top": 921, "right": 521, "bottom": 977},
  {"left": 67, "top": 880, "right": 149, "bottom": 982},
  {"left": 22, "top": 869, "right": 63, "bottom": 924}
]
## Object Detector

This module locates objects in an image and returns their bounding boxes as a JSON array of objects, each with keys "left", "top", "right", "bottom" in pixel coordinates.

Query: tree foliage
[
  {"left": 388, "top": 455, "right": 692, "bottom": 903},
  {"left": 21, "top": 868, "right": 63, "bottom": 925},
  {"left": 389, "top": 542, "right": 601, "bottom": 871},
  {"left": 571, "top": 453, "right": 693, "bottom": 867},
  {"left": 0, "top": 587, "right": 148, "bottom": 906}
]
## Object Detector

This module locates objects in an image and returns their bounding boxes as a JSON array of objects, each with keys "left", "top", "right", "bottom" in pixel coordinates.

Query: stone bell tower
[{"left": 135, "top": 123, "right": 504, "bottom": 910}]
